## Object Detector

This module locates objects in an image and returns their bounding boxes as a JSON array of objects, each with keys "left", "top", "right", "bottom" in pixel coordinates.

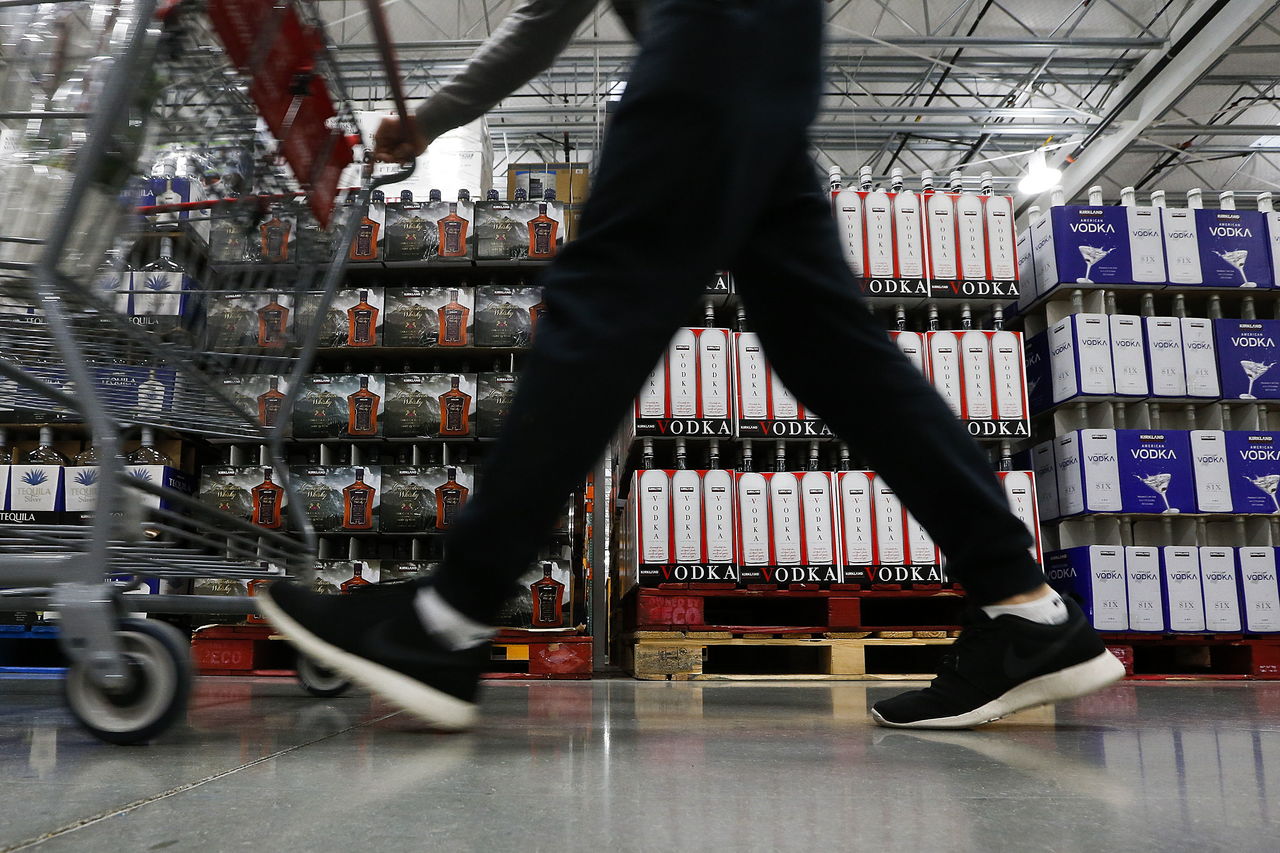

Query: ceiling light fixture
[{"left": 1018, "top": 147, "right": 1062, "bottom": 195}]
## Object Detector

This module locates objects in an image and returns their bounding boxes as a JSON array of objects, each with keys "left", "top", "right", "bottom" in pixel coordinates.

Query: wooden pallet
[
  {"left": 623, "top": 631, "right": 954, "bottom": 681},
  {"left": 623, "top": 587, "right": 965, "bottom": 635},
  {"left": 1102, "top": 633, "right": 1280, "bottom": 680}
]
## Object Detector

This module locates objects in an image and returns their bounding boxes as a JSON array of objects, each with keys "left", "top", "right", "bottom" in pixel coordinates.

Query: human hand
[{"left": 372, "top": 116, "right": 429, "bottom": 163}]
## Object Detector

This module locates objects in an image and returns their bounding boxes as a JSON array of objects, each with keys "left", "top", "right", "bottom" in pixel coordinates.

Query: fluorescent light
[
  {"left": 1251, "top": 135, "right": 1280, "bottom": 148},
  {"left": 1018, "top": 148, "right": 1062, "bottom": 195}
]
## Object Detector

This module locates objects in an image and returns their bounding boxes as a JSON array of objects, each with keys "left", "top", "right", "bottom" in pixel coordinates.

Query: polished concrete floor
[{"left": 1, "top": 675, "right": 1278, "bottom": 852}]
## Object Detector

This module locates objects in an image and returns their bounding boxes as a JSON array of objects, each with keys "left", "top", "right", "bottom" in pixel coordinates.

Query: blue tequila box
[
  {"left": 1214, "top": 319, "right": 1280, "bottom": 400},
  {"left": 1194, "top": 208, "right": 1274, "bottom": 288},
  {"left": 1046, "top": 546, "right": 1128, "bottom": 631}
]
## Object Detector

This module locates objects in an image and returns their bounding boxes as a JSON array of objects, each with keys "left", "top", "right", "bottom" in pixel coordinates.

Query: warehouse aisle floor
[{"left": 1, "top": 676, "right": 1276, "bottom": 851}]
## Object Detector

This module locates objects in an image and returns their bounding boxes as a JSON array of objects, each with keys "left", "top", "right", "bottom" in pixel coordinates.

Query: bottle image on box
[
  {"left": 703, "top": 470, "right": 735, "bottom": 563},
  {"left": 1120, "top": 186, "right": 1167, "bottom": 284},
  {"left": 872, "top": 476, "right": 905, "bottom": 564},
  {"left": 736, "top": 333, "right": 769, "bottom": 419},
  {"left": 890, "top": 169, "right": 924, "bottom": 278},
  {"left": 137, "top": 369, "right": 166, "bottom": 414},
  {"left": 737, "top": 472, "right": 770, "bottom": 566},
  {"left": 135, "top": 238, "right": 187, "bottom": 322},
  {"left": 434, "top": 466, "right": 468, "bottom": 530},
  {"left": 1144, "top": 316, "right": 1187, "bottom": 397},
  {"left": 438, "top": 289, "right": 470, "bottom": 346},
  {"left": 1125, "top": 546, "right": 1165, "bottom": 631},
  {"left": 438, "top": 375, "right": 472, "bottom": 437},
  {"left": 770, "top": 473, "right": 802, "bottom": 565},
  {"left": 342, "top": 468, "right": 376, "bottom": 530},
  {"left": 637, "top": 358, "right": 666, "bottom": 418},
  {"left": 347, "top": 375, "right": 380, "bottom": 436},
  {"left": 258, "top": 376, "right": 285, "bottom": 427},
  {"left": 350, "top": 193, "right": 382, "bottom": 261},
  {"left": 980, "top": 173, "right": 1016, "bottom": 281},
  {"left": 864, "top": 177, "right": 895, "bottom": 278},
  {"left": 1237, "top": 547, "right": 1280, "bottom": 632},
  {"left": 527, "top": 203, "right": 559, "bottom": 259},
  {"left": 1001, "top": 470, "right": 1040, "bottom": 561},
  {"left": 1155, "top": 189, "right": 1203, "bottom": 285},
  {"left": 257, "top": 293, "right": 289, "bottom": 349},
  {"left": 251, "top": 468, "right": 283, "bottom": 529},
  {"left": 436, "top": 202, "right": 469, "bottom": 257},
  {"left": 1189, "top": 429, "right": 1232, "bottom": 512},
  {"left": 927, "top": 331, "right": 963, "bottom": 417},
  {"left": 260, "top": 207, "right": 290, "bottom": 262},
  {"left": 1108, "top": 316, "right": 1148, "bottom": 396},
  {"left": 1199, "top": 547, "right": 1241, "bottom": 632},
  {"left": 530, "top": 562, "right": 565, "bottom": 628},
  {"left": 800, "top": 471, "right": 834, "bottom": 565},
  {"left": 959, "top": 330, "right": 992, "bottom": 420},
  {"left": 955, "top": 180, "right": 987, "bottom": 280},
  {"left": 671, "top": 469, "right": 702, "bottom": 564},
  {"left": 697, "top": 328, "right": 729, "bottom": 419},
  {"left": 839, "top": 472, "right": 875, "bottom": 567},
  {"left": 341, "top": 562, "right": 372, "bottom": 593},
  {"left": 1181, "top": 318, "right": 1219, "bottom": 398},
  {"left": 667, "top": 329, "right": 698, "bottom": 418},
  {"left": 346, "top": 290, "right": 378, "bottom": 347},
  {"left": 924, "top": 172, "right": 958, "bottom": 280},
  {"left": 991, "top": 330, "right": 1026, "bottom": 420}
]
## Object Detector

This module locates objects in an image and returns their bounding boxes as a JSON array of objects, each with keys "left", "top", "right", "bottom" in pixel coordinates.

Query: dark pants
[{"left": 432, "top": 0, "right": 1045, "bottom": 619}]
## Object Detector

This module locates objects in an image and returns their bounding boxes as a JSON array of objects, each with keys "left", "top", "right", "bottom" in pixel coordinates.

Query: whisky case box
[
  {"left": 128, "top": 266, "right": 197, "bottom": 335},
  {"left": 1109, "top": 315, "right": 1149, "bottom": 397},
  {"left": 218, "top": 375, "right": 291, "bottom": 433},
  {"left": 382, "top": 193, "right": 476, "bottom": 263},
  {"left": 474, "top": 285, "right": 543, "bottom": 347},
  {"left": 3, "top": 465, "right": 63, "bottom": 522},
  {"left": 925, "top": 190, "right": 1019, "bottom": 301},
  {"left": 1237, "top": 547, "right": 1280, "bottom": 633},
  {"left": 1054, "top": 429, "right": 1195, "bottom": 515},
  {"left": 1224, "top": 431, "right": 1280, "bottom": 514},
  {"left": 424, "top": 465, "right": 473, "bottom": 531},
  {"left": 632, "top": 327, "right": 734, "bottom": 440},
  {"left": 733, "top": 331, "right": 827, "bottom": 439},
  {"left": 288, "top": 466, "right": 381, "bottom": 532},
  {"left": 384, "top": 286, "right": 475, "bottom": 347},
  {"left": 494, "top": 559, "right": 573, "bottom": 629},
  {"left": 313, "top": 560, "right": 381, "bottom": 593},
  {"left": 735, "top": 470, "right": 842, "bottom": 586},
  {"left": 1046, "top": 546, "right": 1129, "bottom": 631},
  {"left": 837, "top": 471, "right": 944, "bottom": 587},
  {"left": 204, "top": 291, "right": 294, "bottom": 351},
  {"left": 1189, "top": 429, "right": 1232, "bottom": 513},
  {"left": 926, "top": 329, "right": 1029, "bottom": 440},
  {"left": 1181, "top": 317, "right": 1220, "bottom": 397},
  {"left": 477, "top": 372, "right": 518, "bottom": 438},
  {"left": 1199, "top": 546, "right": 1242, "bottom": 633},
  {"left": 622, "top": 468, "right": 738, "bottom": 589},
  {"left": 1125, "top": 546, "right": 1166, "bottom": 632},
  {"left": 1031, "top": 203, "right": 1154, "bottom": 295},
  {"left": 379, "top": 560, "right": 439, "bottom": 583},
  {"left": 197, "top": 466, "right": 260, "bottom": 528},
  {"left": 1161, "top": 546, "right": 1207, "bottom": 632},
  {"left": 91, "top": 365, "right": 178, "bottom": 419},
  {"left": 1215, "top": 319, "right": 1280, "bottom": 400},
  {"left": 1194, "top": 208, "right": 1274, "bottom": 288},
  {"left": 293, "top": 374, "right": 385, "bottom": 439},
  {"left": 384, "top": 373, "right": 477, "bottom": 438},
  {"left": 380, "top": 465, "right": 473, "bottom": 532},
  {"left": 473, "top": 199, "right": 565, "bottom": 261},
  {"left": 297, "top": 288, "right": 384, "bottom": 348},
  {"left": 1143, "top": 316, "right": 1188, "bottom": 397}
]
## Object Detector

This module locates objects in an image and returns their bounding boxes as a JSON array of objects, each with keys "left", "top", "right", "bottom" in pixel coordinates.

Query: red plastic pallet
[
  {"left": 1102, "top": 634, "right": 1280, "bottom": 680},
  {"left": 488, "top": 631, "right": 593, "bottom": 679}
]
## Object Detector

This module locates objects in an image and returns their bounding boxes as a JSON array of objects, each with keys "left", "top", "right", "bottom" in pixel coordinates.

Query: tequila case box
[
  {"left": 297, "top": 288, "right": 384, "bottom": 348},
  {"left": 384, "top": 287, "right": 474, "bottom": 347},
  {"left": 383, "top": 373, "right": 476, "bottom": 438},
  {"left": 1054, "top": 429, "right": 1196, "bottom": 515},
  {"left": 218, "top": 375, "right": 290, "bottom": 432},
  {"left": 477, "top": 372, "right": 518, "bottom": 437},
  {"left": 736, "top": 470, "right": 841, "bottom": 586},
  {"left": 1236, "top": 547, "right": 1280, "bottom": 633},
  {"left": 92, "top": 365, "right": 177, "bottom": 419},
  {"left": 474, "top": 285, "right": 543, "bottom": 347},
  {"left": 1194, "top": 208, "right": 1274, "bottom": 288},
  {"left": 128, "top": 265, "right": 197, "bottom": 335},
  {"left": 1046, "top": 546, "right": 1129, "bottom": 631},
  {"left": 117, "top": 465, "right": 196, "bottom": 519},
  {"left": 925, "top": 329, "right": 1029, "bottom": 439},
  {"left": 733, "top": 332, "right": 826, "bottom": 439},
  {"left": 1124, "top": 546, "right": 1166, "bottom": 632},
  {"left": 293, "top": 374, "right": 385, "bottom": 438},
  {"left": 204, "top": 292, "right": 293, "bottom": 350},
  {"left": 836, "top": 471, "right": 943, "bottom": 587},
  {"left": 473, "top": 199, "right": 565, "bottom": 261},
  {"left": 1161, "top": 546, "right": 1206, "bottom": 632},
  {"left": 1214, "top": 319, "right": 1280, "bottom": 400},
  {"left": 4, "top": 465, "right": 63, "bottom": 520},
  {"left": 140, "top": 174, "right": 209, "bottom": 241},
  {"left": 622, "top": 468, "right": 737, "bottom": 588},
  {"left": 633, "top": 327, "right": 733, "bottom": 439},
  {"left": 379, "top": 465, "right": 474, "bottom": 532},
  {"left": 289, "top": 466, "right": 381, "bottom": 532}
]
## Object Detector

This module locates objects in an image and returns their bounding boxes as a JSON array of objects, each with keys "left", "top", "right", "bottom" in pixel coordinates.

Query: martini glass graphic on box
[
  {"left": 1076, "top": 246, "right": 1114, "bottom": 284},
  {"left": 1239, "top": 360, "right": 1276, "bottom": 399},
  {"left": 1215, "top": 250, "right": 1257, "bottom": 288},
  {"left": 1136, "top": 472, "right": 1178, "bottom": 513},
  {"left": 1246, "top": 474, "right": 1280, "bottom": 513}
]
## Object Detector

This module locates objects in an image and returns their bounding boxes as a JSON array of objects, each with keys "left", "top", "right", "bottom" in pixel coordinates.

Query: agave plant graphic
[
  {"left": 128, "top": 468, "right": 154, "bottom": 482},
  {"left": 74, "top": 468, "right": 99, "bottom": 486},
  {"left": 144, "top": 274, "right": 172, "bottom": 292},
  {"left": 21, "top": 469, "right": 49, "bottom": 486}
]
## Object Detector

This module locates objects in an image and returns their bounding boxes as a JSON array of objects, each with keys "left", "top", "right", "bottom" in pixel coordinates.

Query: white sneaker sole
[
  {"left": 870, "top": 650, "right": 1127, "bottom": 730},
  {"left": 257, "top": 590, "right": 478, "bottom": 732}
]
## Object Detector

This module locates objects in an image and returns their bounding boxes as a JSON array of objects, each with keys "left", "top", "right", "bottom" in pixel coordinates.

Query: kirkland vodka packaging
[
  {"left": 735, "top": 470, "right": 840, "bottom": 586},
  {"left": 622, "top": 468, "right": 738, "bottom": 588},
  {"left": 1214, "top": 319, "right": 1280, "bottom": 400},
  {"left": 1109, "top": 315, "right": 1149, "bottom": 397},
  {"left": 1181, "top": 317, "right": 1220, "bottom": 397},
  {"left": 1125, "top": 546, "right": 1166, "bottom": 632},
  {"left": 384, "top": 286, "right": 475, "bottom": 348},
  {"left": 1225, "top": 432, "right": 1280, "bottom": 514},
  {"left": 1054, "top": 429, "right": 1195, "bottom": 515},
  {"left": 1046, "top": 546, "right": 1129, "bottom": 631},
  {"left": 837, "top": 471, "right": 944, "bottom": 587},
  {"left": 731, "top": 332, "right": 827, "bottom": 439},
  {"left": 924, "top": 329, "right": 1029, "bottom": 439},
  {"left": 383, "top": 373, "right": 477, "bottom": 438},
  {"left": 831, "top": 167, "right": 928, "bottom": 298},
  {"left": 1199, "top": 546, "right": 1242, "bottom": 632},
  {"left": 1193, "top": 192, "right": 1274, "bottom": 289},
  {"left": 1236, "top": 547, "right": 1280, "bottom": 632},
  {"left": 1161, "top": 546, "right": 1206, "bottom": 632},
  {"left": 1026, "top": 314, "right": 1114, "bottom": 408},
  {"left": 999, "top": 469, "right": 1044, "bottom": 565},
  {"left": 293, "top": 374, "right": 385, "bottom": 439},
  {"left": 927, "top": 172, "right": 1018, "bottom": 300},
  {"left": 1143, "top": 316, "right": 1187, "bottom": 397},
  {"left": 1031, "top": 191, "right": 1152, "bottom": 296},
  {"left": 632, "top": 327, "right": 733, "bottom": 438},
  {"left": 1189, "top": 429, "right": 1232, "bottom": 513}
]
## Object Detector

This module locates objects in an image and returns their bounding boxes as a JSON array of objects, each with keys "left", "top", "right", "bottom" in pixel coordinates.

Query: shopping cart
[{"left": 0, "top": 0, "right": 414, "bottom": 742}]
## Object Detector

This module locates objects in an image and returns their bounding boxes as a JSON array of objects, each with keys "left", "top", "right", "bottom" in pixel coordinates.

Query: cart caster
[
  {"left": 296, "top": 654, "right": 352, "bottom": 698},
  {"left": 64, "top": 619, "right": 192, "bottom": 745}
]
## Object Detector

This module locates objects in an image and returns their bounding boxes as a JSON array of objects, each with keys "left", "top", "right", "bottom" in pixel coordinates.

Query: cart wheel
[
  {"left": 64, "top": 618, "right": 191, "bottom": 745},
  {"left": 296, "top": 654, "right": 352, "bottom": 698}
]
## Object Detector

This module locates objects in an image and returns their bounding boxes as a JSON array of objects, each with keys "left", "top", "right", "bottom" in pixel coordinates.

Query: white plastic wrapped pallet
[{"left": 344, "top": 112, "right": 494, "bottom": 198}]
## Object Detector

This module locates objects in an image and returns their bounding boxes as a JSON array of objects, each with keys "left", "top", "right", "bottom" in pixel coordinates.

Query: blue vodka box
[
  {"left": 1224, "top": 432, "right": 1280, "bottom": 514},
  {"left": 1194, "top": 209, "right": 1275, "bottom": 289},
  {"left": 1046, "top": 546, "right": 1128, "bottom": 631},
  {"left": 1214, "top": 319, "right": 1280, "bottom": 400},
  {"left": 1032, "top": 205, "right": 1135, "bottom": 292}
]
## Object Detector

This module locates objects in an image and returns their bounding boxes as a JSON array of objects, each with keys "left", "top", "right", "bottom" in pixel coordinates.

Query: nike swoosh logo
[{"left": 1002, "top": 622, "right": 1085, "bottom": 682}]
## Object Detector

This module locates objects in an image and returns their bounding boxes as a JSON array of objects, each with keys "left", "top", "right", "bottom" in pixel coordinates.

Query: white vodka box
[
  {"left": 625, "top": 468, "right": 739, "bottom": 588},
  {"left": 1236, "top": 547, "right": 1280, "bottom": 633},
  {"left": 1199, "top": 546, "right": 1242, "bottom": 632},
  {"left": 1161, "top": 546, "right": 1206, "bottom": 632},
  {"left": 998, "top": 470, "right": 1043, "bottom": 566},
  {"left": 1109, "top": 315, "right": 1149, "bottom": 397},
  {"left": 1189, "top": 429, "right": 1232, "bottom": 513},
  {"left": 837, "top": 470, "right": 875, "bottom": 581},
  {"left": 634, "top": 327, "right": 734, "bottom": 438},
  {"left": 734, "top": 470, "right": 840, "bottom": 586},
  {"left": 925, "top": 330, "right": 964, "bottom": 417},
  {"left": 1016, "top": 226, "right": 1037, "bottom": 313},
  {"left": 1048, "top": 314, "right": 1114, "bottom": 403},
  {"left": 1181, "top": 317, "right": 1220, "bottom": 398},
  {"left": 1125, "top": 546, "right": 1166, "bottom": 632},
  {"left": 890, "top": 330, "right": 929, "bottom": 379},
  {"left": 1031, "top": 440, "right": 1059, "bottom": 521},
  {"left": 1143, "top": 316, "right": 1188, "bottom": 397},
  {"left": 1046, "top": 546, "right": 1128, "bottom": 631},
  {"left": 926, "top": 329, "right": 1029, "bottom": 438},
  {"left": 1054, "top": 430, "right": 1123, "bottom": 515},
  {"left": 733, "top": 332, "right": 830, "bottom": 439}
]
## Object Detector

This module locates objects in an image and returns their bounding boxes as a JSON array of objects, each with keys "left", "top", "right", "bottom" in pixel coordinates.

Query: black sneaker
[
  {"left": 258, "top": 581, "right": 487, "bottom": 731},
  {"left": 871, "top": 597, "right": 1125, "bottom": 729}
]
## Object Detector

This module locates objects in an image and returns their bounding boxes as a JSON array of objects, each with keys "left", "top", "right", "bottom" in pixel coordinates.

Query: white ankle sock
[
  {"left": 415, "top": 587, "right": 495, "bottom": 650},
  {"left": 981, "top": 589, "right": 1069, "bottom": 626}
]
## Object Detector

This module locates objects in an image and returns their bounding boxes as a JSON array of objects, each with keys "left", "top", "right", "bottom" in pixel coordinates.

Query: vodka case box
[
  {"left": 1225, "top": 431, "right": 1280, "bottom": 514},
  {"left": 732, "top": 332, "right": 827, "bottom": 439},
  {"left": 1181, "top": 317, "right": 1220, "bottom": 397},
  {"left": 296, "top": 288, "right": 384, "bottom": 348},
  {"left": 1143, "top": 316, "right": 1188, "bottom": 397},
  {"left": 473, "top": 198, "right": 565, "bottom": 261},
  {"left": 1199, "top": 546, "right": 1242, "bottom": 632},
  {"left": 1109, "top": 315, "right": 1149, "bottom": 397},
  {"left": 1036, "top": 314, "right": 1116, "bottom": 405},
  {"left": 1124, "top": 546, "right": 1166, "bottom": 632},
  {"left": 736, "top": 470, "right": 841, "bottom": 586},
  {"left": 1054, "top": 429, "right": 1195, "bottom": 515},
  {"left": 1236, "top": 547, "right": 1280, "bottom": 633},
  {"left": 925, "top": 190, "right": 1019, "bottom": 300},
  {"left": 1214, "top": 319, "right": 1280, "bottom": 400},
  {"left": 924, "top": 329, "right": 1029, "bottom": 439},
  {"left": 1194, "top": 208, "right": 1274, "bottom": 288},
  {"left": 383, "top": 373, "right": 477, "bottom": 439},
  {"left": 1161, "top": 546, "right": 1206, "bottom": 632},
  {"left": 832, "top": 185, "right": 929, "bottom": 298},
  {"left": 474, "top": 285, "right": 543, "bottom": 348},
  {"left": 218, "top": 374, "right": 291, "bottom": 433},
  {"left": 837, "top": 471, "right": 943, "bottom": 587},
  {"left": 634, "top": 327, "right": 734, "bottom": 439},
  {"left": 384, "top": 286, "right": 475, "bottom": 347},
  {"left": 288, "top": 466, "right": 382, "bottom": 532},
  {"left": 622, "top": 468, "right": 738, "bottom": 589},
  {"left": 477, "top": 372, "right": 518, "bottom": 438},
  {"left": 1046, "top": 546, "right": 1129, "bottom": 631},
  {"left": 1189, "top": 429, "right": 1232, "bottom": 513},
  {"left": 998, "top": 469, "right": 1044, "bottom": 567},
  {"left": 1031, "top": 203, "right": 1160, "bottom": 295},
  {"left": 379, "top": 465, "right": 473, "bottom": 532},
  {"left": 293, "top": 374, "right": 385, "bottom": 438}
]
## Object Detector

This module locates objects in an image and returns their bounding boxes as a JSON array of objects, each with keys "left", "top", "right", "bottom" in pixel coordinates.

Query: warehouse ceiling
[{"left": 321, "top": 0, "right": 1280, "bottom": 203}]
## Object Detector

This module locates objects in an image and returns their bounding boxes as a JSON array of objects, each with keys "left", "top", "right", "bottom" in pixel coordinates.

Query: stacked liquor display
[
  {"left": 1013, "top": 185, "right": 1280, "bottom": 679},
  {"left": 613, "top": 169, "right": 1041, "bottom": 680}
]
